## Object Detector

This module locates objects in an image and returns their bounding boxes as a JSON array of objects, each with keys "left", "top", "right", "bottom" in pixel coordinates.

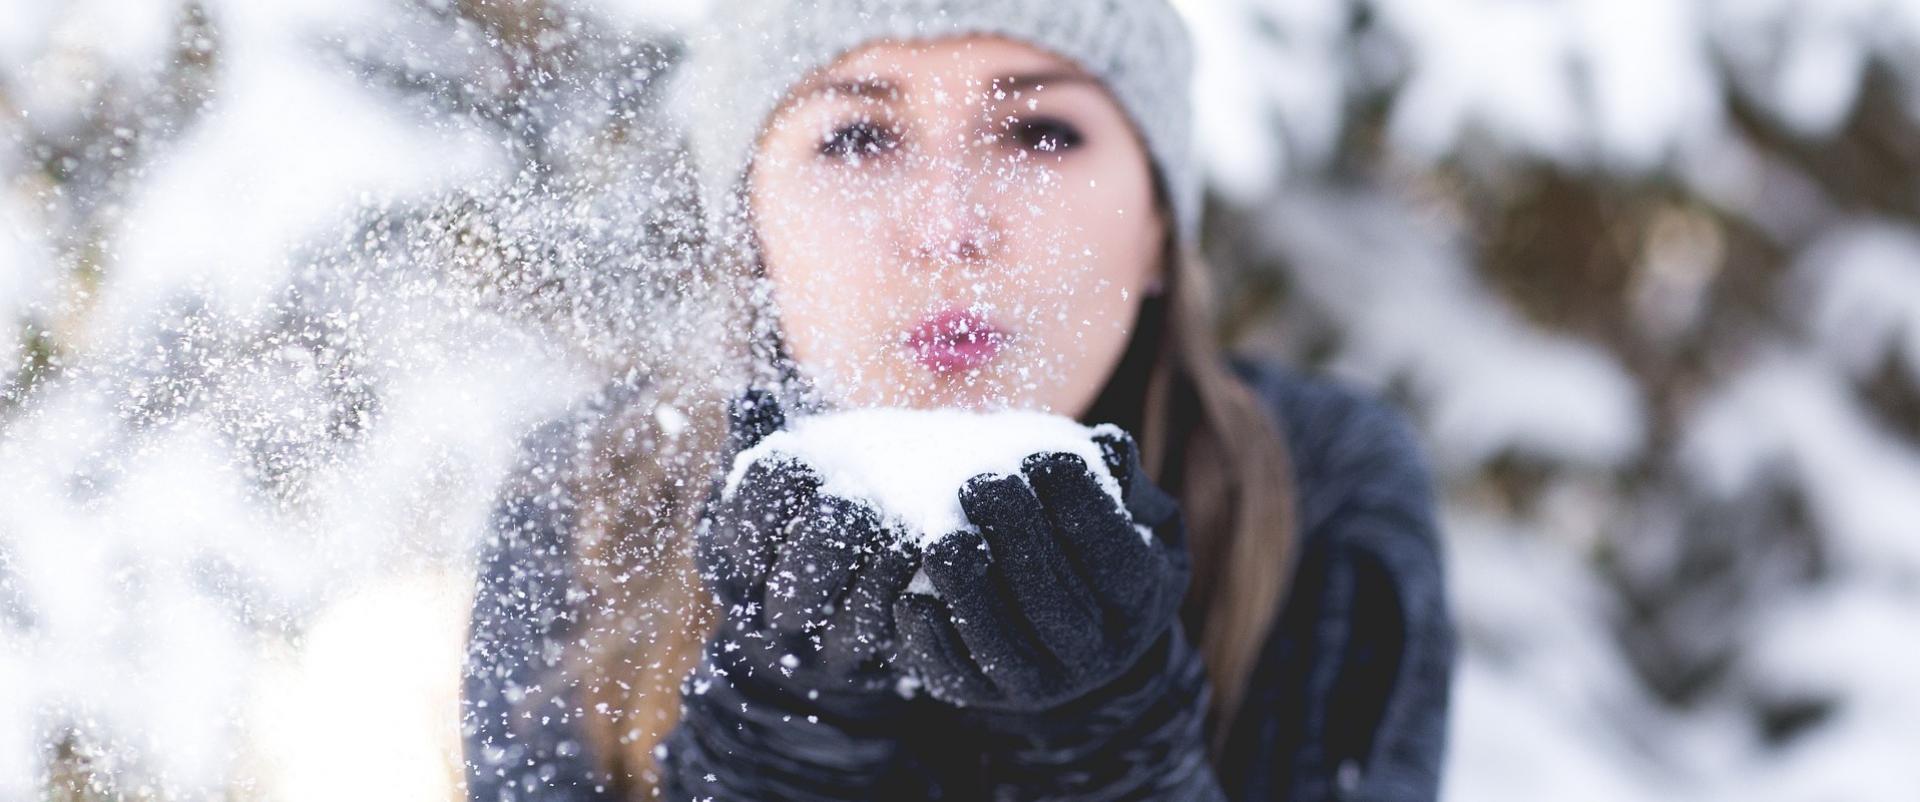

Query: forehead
[{"left": 794, "top": 35, "right": 1087, "bottom": 97}]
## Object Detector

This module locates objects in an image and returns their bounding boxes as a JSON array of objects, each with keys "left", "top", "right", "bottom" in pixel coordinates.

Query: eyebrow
[
  {"left": 793, "top": 70, "right": 1097, "bottom": 104},
  {"left": 794, "top": 76, "right": 900, "bottom": 103},
  {"left": 989, "top": 71, "right": 1096, "bottom": 95}
]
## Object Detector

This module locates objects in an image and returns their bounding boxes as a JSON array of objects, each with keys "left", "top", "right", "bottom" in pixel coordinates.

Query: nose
[{"left": 899, "top": 147, "right": 1001, "bottom": 268}]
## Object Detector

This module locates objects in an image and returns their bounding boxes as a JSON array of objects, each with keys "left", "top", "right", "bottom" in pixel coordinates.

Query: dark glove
[
  {"left": 894, "top": 430, "right": 1226, "bottom": 800},
  {"left": 658, "top": 390, "right": 930, "bottom": 800}
]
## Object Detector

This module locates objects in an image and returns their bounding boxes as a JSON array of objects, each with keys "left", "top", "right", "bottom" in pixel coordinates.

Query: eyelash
[
  {"left": 819, "top": 120, "right": 899, "bottom": 159},
  {"left": 1005, "top": 117, "right": 1084, "bottom": 153},
  {"left": 816, "top": 116, "right": 1087, "bottom": 161}
]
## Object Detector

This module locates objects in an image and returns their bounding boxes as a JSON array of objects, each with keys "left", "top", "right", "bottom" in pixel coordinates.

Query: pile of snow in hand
[{"left": 723, "top": 407, "right": 1130, "bottom": 553}]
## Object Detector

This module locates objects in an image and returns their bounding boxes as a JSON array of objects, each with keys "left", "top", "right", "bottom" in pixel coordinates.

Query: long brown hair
[{"left": 530, "top": 224, "right": 1300, "bottom": 796}]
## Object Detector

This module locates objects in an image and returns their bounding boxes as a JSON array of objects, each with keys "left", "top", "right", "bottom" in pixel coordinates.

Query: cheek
[
  {"left": 999, "top": 155, "right": 1159, "bottom": 311},
  {"left": 1008, "top": 145, "right": 1158, "bottom": 266},
  {"left": 1010, "top": 257, "right": 1145, "bottom": 415},
  {"left": 752, "top": 166, "right": 902, "bottom": 370},
  {"left": 996, "top": 222, "right": 1151, "bottom": 392},
  {"left": 755, "top": 163, "right": 890, "bottom": 254},
  {"left": 1020, "top": 256, "right": 1146, "bottom": 352},
  {"left": 993, "top": 152, "right": 1158, "bottom": 410},
  {"left": 760, "top": 239, "right": 883, "bottom": 363}
]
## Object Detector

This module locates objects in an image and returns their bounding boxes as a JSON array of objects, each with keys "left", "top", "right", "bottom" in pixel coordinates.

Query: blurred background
[{"left": 3, "top": 0, "right": 1918, "bottom": 798}]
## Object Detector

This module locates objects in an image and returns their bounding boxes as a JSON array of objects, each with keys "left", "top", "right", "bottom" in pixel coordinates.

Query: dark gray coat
[{"left": 462, "top": 359, "right": 1454, "bottom": 800}]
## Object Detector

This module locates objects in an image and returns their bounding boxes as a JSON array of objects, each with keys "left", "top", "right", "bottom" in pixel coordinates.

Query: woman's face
[{"left": 748, "top": 36, "right": 1165, "bottom": 415}]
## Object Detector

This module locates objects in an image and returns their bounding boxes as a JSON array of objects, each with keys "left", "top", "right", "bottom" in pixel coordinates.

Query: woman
[{"left": 462, "top": 1, "right": 1453, "bottom": 799}]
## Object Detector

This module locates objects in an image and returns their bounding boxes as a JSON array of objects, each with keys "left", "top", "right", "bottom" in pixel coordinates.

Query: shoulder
[
  {"left": 498, "top": 374, "right": 657, "bottom": 500},
  {"left": 1226, "top": 356, "right": 1439, "bottom": 544},
  {"left": 478, "top": 370, "right": 678, "bottom": 595},
  {"left": 1219, "top": 356, "right": 1454, "bottom": 799},
  {"left": 464, "top": 376, "right": 656, "bottom": 801}
]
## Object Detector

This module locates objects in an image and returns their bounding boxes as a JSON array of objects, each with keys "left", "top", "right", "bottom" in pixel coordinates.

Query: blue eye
[
  {"left": 1008, "top": 117, "right": 1083, "bottom": 153},
  {"left": 820, "top": 121, "right": 899, "bottom": 159}
]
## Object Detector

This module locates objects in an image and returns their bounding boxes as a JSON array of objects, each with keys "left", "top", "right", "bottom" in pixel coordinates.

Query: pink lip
[{"left": 906, "top": 308, "right": 1005, "bottom": 374}]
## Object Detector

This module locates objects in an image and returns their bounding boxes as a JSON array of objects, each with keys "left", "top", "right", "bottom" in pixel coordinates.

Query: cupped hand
[
  {"left": 696, "top": 393, "right": 921, "bottom": 718},
  {"left": 893, "top": 429, "right": 1190, "bottom": 712}
]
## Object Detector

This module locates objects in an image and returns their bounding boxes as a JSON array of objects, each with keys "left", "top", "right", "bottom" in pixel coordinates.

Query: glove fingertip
[
  {"left": 1091, "top": 427, "right": 1139, "bottom": 487},
  {"left": 960, "top": 471, "right": 1017, "bottom": 501},
  {"left": 768, "top": 453, "right": 822, "bottom": 489},
  {"left": 749, "top": 456, "right": 821, "bottom": 520},
  {"left": 738, "top": 452, "right": 817, "bottom": 499},
  {"left": 958, "top": 472, "right": 1030, "bottom": 526},
  {"left": 727, "top": 388, "right": 785, "bottom": 451},
  {"left": 1020, "top": 451, "right": 1104, "bottom": 503},
  {"left": 867, "top": 537, "right": 922, "bottom": 590},
  {"left": 1019, "top": 450, "right": 1084, "bottom": 475}
]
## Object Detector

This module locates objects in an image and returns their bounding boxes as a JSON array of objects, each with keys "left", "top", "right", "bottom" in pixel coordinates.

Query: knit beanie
[{"left": 674, "top": 0, "right": 1199, "bottom": 254}]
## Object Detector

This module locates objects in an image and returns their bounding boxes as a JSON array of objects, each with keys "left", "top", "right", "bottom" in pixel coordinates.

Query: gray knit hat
[{"left": 675, "top": 0, "right": 1199, "bottom": 253}]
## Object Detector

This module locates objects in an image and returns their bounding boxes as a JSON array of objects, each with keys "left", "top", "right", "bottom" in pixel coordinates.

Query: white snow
[
  {"left": 1380, "top": 0, "right": 1589, "bottom": 165},
  {"left": 0, "top": 192, "right": 52, "bottom": 382},
  {"left": 1736, "top": 583, "right": 1920, "bottom": 800},
  {"left": 249, "top": 573, "right": 470, "bottom": 802},
  {"left": 1705, "top": 0, "right": 1920, "bottom": 138},
  {"left": 725, "top": 408, "right": 1127, "bottom": 548},
  {"left": 0, "top": 0, "right": 177, "bottom": 131},
  {"left": 3, "top": 0, "right": 1919, "bottom": 798},
  {"left": 1681, "top": 349, "right": 1920, "bottom": 573},
  {"left": 1256, "top": 190, "right": 1648, "bottom": 472},
  {"left": 1794, "top": 221, "right": 1920, "bottom": 383},
  {"left": 586, "top": 0, "right": 717, "bottom": 31},
  {"left": 1185, "top": 0, "right": 1726, "bottom": 179},
  {"left": 1179, "top": 0, "right": 1343, "bottom": 197},
  {"left": 97, "top": 11, "right": 504, "bottom": 346}
]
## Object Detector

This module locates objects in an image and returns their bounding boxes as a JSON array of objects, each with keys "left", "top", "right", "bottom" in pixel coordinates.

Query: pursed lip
[{"left": 905, "top": 308, "right": 1005, "bottom": 374}]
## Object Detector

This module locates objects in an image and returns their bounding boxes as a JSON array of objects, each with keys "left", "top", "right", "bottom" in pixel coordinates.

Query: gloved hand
[
  {"left": 893, "top": 429, "right": 1226, "bottom": 800},
  {"left": 697, "top": 433, "right": 920, "bottom": 714},
  {"left": 894, "top": 428, "right": 1185, "bottom": 710},
  {"left": 658, "top": 389, "right": 930, "bottom": 800}
]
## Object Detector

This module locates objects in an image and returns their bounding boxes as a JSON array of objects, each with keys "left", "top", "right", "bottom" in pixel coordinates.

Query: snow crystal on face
[{"left": 723, "top": 408, "right": 1126, "bottom": 550}]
